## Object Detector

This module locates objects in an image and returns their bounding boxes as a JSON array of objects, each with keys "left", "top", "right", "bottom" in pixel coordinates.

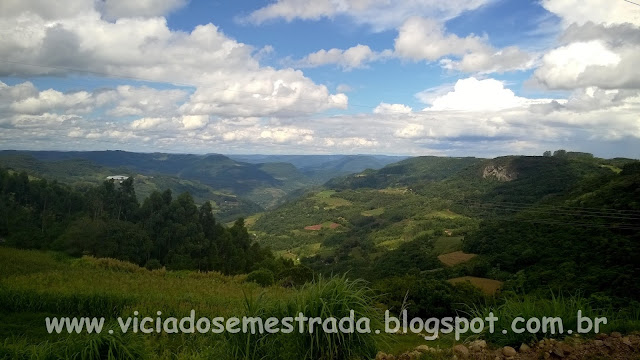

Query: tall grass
[
  {"left": 0, "top": 328, "right": 147, "bottom": 360},
  {"left": 0, "top": 287, "right": 134, "bottom": 318},
  {"left": 225, "top": 275, "right": 386, "bottom": 360},
  {"left": 469, "top": 293, "right": 640, "bottom": 346}
]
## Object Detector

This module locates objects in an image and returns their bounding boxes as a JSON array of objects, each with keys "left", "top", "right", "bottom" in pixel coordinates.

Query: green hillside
[
  {"left": 0, "top": 153, "right": 262, "bottom": 223},
  {"left": 251, "top": 153, "right": 640, "bottom": 306}
]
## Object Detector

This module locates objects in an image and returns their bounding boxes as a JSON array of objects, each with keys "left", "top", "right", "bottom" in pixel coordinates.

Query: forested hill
[
  {"left": 249, "top": 152, "right": 640, "bottom": 306},
  {"left": 228, "top": 154, "right": 408, "bottom": 182},
  {"left": 0, "top": 167, "right": 310, "bottom": 279},
  {"left": 0, "top": 151, "right": 407, "bottom": 213},
  {"left": 0, "top": 151, "right": 322, "bottom": 218}
]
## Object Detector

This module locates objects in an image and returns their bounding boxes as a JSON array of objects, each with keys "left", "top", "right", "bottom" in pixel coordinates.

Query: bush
[
  {"left": 277, "top": 265, "right": 313, "bottom": 287},
  {"left": 246, "top": 268, "right": 275, "bottom": 287},
  {"left": 144, "top": 259, "right": 162, "bottom": 270}
]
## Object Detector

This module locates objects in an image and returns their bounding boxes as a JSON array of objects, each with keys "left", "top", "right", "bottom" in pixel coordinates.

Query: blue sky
[{"left": 0, "top": 0, "right": 639, "bottom": 158}]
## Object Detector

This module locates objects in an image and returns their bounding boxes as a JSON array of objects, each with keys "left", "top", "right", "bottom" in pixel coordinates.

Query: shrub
[
  {"left": 76, "top": 256, "right": 144, "bottom": 273},
  {"left": 144, "top": 259, "right": 162, "bottom": 271},
  {"left": 246, "top": 268, "right": 275, "bottom": 287},
  {"left": 277, "top": 265, "right": 313, "bottom": 287}
]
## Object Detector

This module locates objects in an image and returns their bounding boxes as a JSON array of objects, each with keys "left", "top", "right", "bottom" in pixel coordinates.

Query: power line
[
  {"left": 623, "top": 0, "right": 640, "bottom": 7},
  {"left": 456, "top": 200, "right": 640, "bottom": 218},
  {"left": 458, "top": 202, "right": 640, "bottom": 221}
]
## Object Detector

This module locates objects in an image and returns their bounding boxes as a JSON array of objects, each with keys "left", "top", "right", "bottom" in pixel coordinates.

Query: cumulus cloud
[
  {"left": 422, "top": 77, "right": 555, "bottom": 112},
  {"left": 373, "top": 103, "right": 412, "bottom": 114},
  {"left": 97, "top": 0, "right": 188, "bottom": 20},
  {"left": 394, "top": 17, "right": 486, "bottom": 61},
  {"left": 0, "top": 81, "right": 190, "bottom": 119},
  {"left": 0, "top": 0, "right": 187, "bottom": 20},
  {"left": 242, "top": 0, "right": 491, "bottom": 31},
  {"left": 394, "top": 17, "right": 534, "bottom": 73},
  {"left": 532, "top": 23, "right": 640, "bottom": 90},
  {"left": 0, "top": 6, "right": 347, "bottom": 119},
  {"left": 441, "top": 46, "right": 536, "bottom": 74},
  {"left": 541, "top": 0, "right": 640, "bottom": 27},
  {"left": 294, "top": 45, "right": 393, "bottom": 70}
]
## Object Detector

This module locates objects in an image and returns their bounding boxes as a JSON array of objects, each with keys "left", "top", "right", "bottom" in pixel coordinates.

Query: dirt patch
[
  {"left": 448, "top": 276, "right": 503, "bottom": 295},
  {"left": 383, "top": 333, "right": 640, "bottom": 360},
  {"left": 437, "top": 250, "right": 477, "bottom": 266},
  {"left": 304, "top": 222, "right": 340, "bottom": 231}
]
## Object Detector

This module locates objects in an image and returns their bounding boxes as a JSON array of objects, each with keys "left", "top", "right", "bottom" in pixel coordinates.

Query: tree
[{"left": 553, "top": 149, "right": 567, "bottom": 157}]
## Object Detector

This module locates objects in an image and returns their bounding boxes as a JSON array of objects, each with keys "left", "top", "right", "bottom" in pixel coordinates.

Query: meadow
[{"left": 0, "top": 247, "right": 452, "bottom": 359}]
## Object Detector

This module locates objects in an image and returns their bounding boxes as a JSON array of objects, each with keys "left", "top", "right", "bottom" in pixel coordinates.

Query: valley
[{"left": 1, "top": 150, "right": 639, "bottom": 359}]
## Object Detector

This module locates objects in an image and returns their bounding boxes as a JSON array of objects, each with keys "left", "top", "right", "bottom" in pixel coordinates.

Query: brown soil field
[{"left": 447, "top": 276, "right": 503, "bottom": 295}]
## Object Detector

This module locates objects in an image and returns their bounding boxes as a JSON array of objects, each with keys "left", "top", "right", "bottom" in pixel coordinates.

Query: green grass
[
  {"left": 431, "top": 236, "right": 463, "bottom": 255},
  {"left": 600, "top": 164, "right": 622, "bottom": 174},
  {"left": 0, "top": 247, "right": 415, "bottom": 359},
  {"left": 226, "top": 275, "right": 385, "bottom": 360},
  {"left": 361, "top": 208, "right": 384, "bottom": 217},
  {"left": 469, "top": 294, "right": 640, "bottom": 346},
  {"left": 315, "top": 190, "right": 337, "bottom": 198},
  {"left": 312, "top": 190, "right": 352, "bottom": 209}
]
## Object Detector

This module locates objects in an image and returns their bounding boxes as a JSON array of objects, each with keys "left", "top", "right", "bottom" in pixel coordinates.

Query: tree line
[{"left": 0, "top": 168, "right": 285, "bottom": 275}]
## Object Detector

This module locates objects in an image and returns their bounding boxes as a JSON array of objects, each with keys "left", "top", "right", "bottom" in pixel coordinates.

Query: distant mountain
[
  {"left": 227, "top": 154, "right": 407, "bottom": 182},
  {"left": 0, "top": 151, "right": 263, "bottom": 222},
  {"left": 0, "top": 151, "right": 410, "bottom": 217}
]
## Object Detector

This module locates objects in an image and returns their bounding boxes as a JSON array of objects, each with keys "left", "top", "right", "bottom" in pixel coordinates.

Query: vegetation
[
  {"left": 0, "top": 167, "right": 278, "bottom": 274},
  {"left": 1, "top": 151, "right": 639, "bottom": 358},
  {"left": 0, "top": 248, "right": 385, "bottom": 359}
]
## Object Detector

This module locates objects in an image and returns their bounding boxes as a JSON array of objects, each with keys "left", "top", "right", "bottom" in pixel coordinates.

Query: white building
[{"left": 106, "top": 175, "right": 129, "bottom": 183}]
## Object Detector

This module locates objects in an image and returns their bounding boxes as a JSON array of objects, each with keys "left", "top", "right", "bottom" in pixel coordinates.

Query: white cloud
[
  {"left": 541, "top": 0, "right": 640, "bottom": 27},
  {"left": 295, "top": 45, "right": 392, "bottom": 70},
  {"left": 242, "top": 0, "right": 492, "bottom": 31},
  {"left": 0, "top": 0, "right": 187, "bottom": 20},
  {"left": 130, "top": 117, "right": 169, "bottom": 130},
  {"left": 394, "top": 17, "right": 486, "bottom": 61},
  {"left": 181, "top": 115, "right": 210, "bottom": 130},
  {"left": 0, "top": 81, "right": 190, "bottom": 119},
  {"left": 531, "top": 24, "right": 640, "bottom": 90},
  {"left": 394, "top": 123, "right": 424, "bottom": 139},
  {"left": 441, "top": 46, "right": 536, "bottom": 74},
  {"left": 423, "top": 77, "right": 554, "bottom": 112},
  {"left": 532, "top": 2, "right": 640, "bottom": 93},
  {"left": 394, "top": 17, "right": 534, "bottom": 73},
  {"left": 0, "top": 7, "right": 347, "bottom": 119},
  {"left": 533, "top": 40, "right": 621, "bottom": 90},
  {"left": 97, "top": 0, "right": 188, "bottom": 20},
  {"left": 373, "top": 102, "right": 412, "bottom": 114},
  {"left": 10, "top": 89, "right": 94, "bottom": 115},
  {"left": 107, "top": 86, "right": 189, "bottom": 117}
]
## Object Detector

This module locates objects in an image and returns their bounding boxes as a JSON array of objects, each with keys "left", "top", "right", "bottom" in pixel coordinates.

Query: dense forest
[{"left": 0, "top": 168, "right": 290, "bottom": 276}]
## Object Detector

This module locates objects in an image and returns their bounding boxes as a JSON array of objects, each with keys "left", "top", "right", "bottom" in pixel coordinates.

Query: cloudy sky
[{"left": 1, "top": 0, "right": 639, "bottom": 157}]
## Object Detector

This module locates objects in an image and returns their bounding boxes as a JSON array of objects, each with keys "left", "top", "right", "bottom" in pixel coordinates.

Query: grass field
[
  {"left": 431, "top": 236, "right": 464, "bottom": 255},
  {"left": 0, "top": 246, "right": 427, "bottom": 359},
  {"left": 447, "top": 276, "right": 503, "bottom": 295},
  {"left": 437, "top": 251, "right": 477, "bottom": 266},
  {"left": 361, "top": 207, "right": 385, "bottom": 216}
]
